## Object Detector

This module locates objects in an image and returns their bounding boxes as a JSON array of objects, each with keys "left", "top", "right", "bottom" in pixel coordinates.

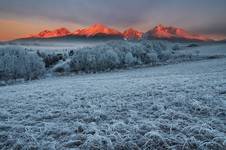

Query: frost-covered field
[{"left": 0, "top": 55, "right": 226, "bottom": 149}]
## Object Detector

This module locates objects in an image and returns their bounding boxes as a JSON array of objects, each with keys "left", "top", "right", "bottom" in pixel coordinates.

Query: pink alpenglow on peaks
[
  {"left": 28, "top": 28, "right": 71, "bottom": 38},
  {"left": 21, "top": 24, "right": 214, "bottom": 41},
  {"left": 123, "top": 28, "right": 143, "bottom": 40},
  {"left": 73, "top": 24, "right": 122, "bottom": 37},
  {"left": 145, "top": 24, "right": 211, "bottom": 41}
]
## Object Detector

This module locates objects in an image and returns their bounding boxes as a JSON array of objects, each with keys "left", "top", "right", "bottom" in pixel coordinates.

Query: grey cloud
[{"left": 0, "top": 0, "right": 226, "bottom": 35}]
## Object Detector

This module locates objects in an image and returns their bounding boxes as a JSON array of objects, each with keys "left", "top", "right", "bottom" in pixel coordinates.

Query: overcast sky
[{"left": 0, "top": 0, "right": 226, "bottom": 40}]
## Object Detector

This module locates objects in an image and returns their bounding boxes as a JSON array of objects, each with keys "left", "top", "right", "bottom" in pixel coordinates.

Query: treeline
[{"left": 0, "top": 40, "right": 198, "bottom": 81}]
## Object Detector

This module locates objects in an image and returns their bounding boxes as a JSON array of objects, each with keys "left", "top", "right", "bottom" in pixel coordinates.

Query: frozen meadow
[{"left": 0, "top": 42, "right": 226, "bottom": 149}]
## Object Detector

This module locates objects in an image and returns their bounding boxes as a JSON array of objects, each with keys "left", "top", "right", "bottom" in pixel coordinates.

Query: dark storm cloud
[{"left": 0, "top": 0, "right": 226, "bottom": 34}]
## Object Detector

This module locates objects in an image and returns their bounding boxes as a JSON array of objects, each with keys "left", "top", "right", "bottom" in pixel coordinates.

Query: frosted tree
[
  {"left": 124, "top": 52, "right": 137, "bottom": 65},
  {"left": 0, "top": 46, "right": 45, "bottom": 80}
]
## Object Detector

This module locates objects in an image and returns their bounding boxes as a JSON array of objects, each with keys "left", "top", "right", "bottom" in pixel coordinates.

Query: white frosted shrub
[
  {"left": 70, "top": 46, "right": 120, "bottom": 72},
  {"left": 158, "top": 50, "right": 172, "bottom": 61},
  {"left": 52, "top": 60, "right": 71, "bottom": 73},
  {"left": 0, "top": 46, "right": 45, "bottom": 80},
  {"left": 145, "top": 52, "right": 159, "bottom": 64},
  {"left": 101, "top": 49, "right": 120, "bottom": 69},
  {"left": 124, "top": 52, "right": 137, "bottom": 65}
]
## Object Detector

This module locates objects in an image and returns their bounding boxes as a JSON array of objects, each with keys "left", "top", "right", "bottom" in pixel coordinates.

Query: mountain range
[
  {"left": 143, "top": 24, "right": 211, "bottom": 41},
  {"left": 18, "top": 24, "right": 212, "bottom": 42}
]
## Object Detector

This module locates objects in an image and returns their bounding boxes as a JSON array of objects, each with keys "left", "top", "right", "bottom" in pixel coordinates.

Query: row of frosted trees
[
  {"left": 69, "top": 40, "right": 172, "bottom": 72},
  {"left": 0, "top": 40, "right": 180, "bottom": 80}
]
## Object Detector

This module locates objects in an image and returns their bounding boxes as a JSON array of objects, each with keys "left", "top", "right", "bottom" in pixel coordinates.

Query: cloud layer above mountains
[{"left": 0, "top": 0, "right": 226, "bottom": 40}]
